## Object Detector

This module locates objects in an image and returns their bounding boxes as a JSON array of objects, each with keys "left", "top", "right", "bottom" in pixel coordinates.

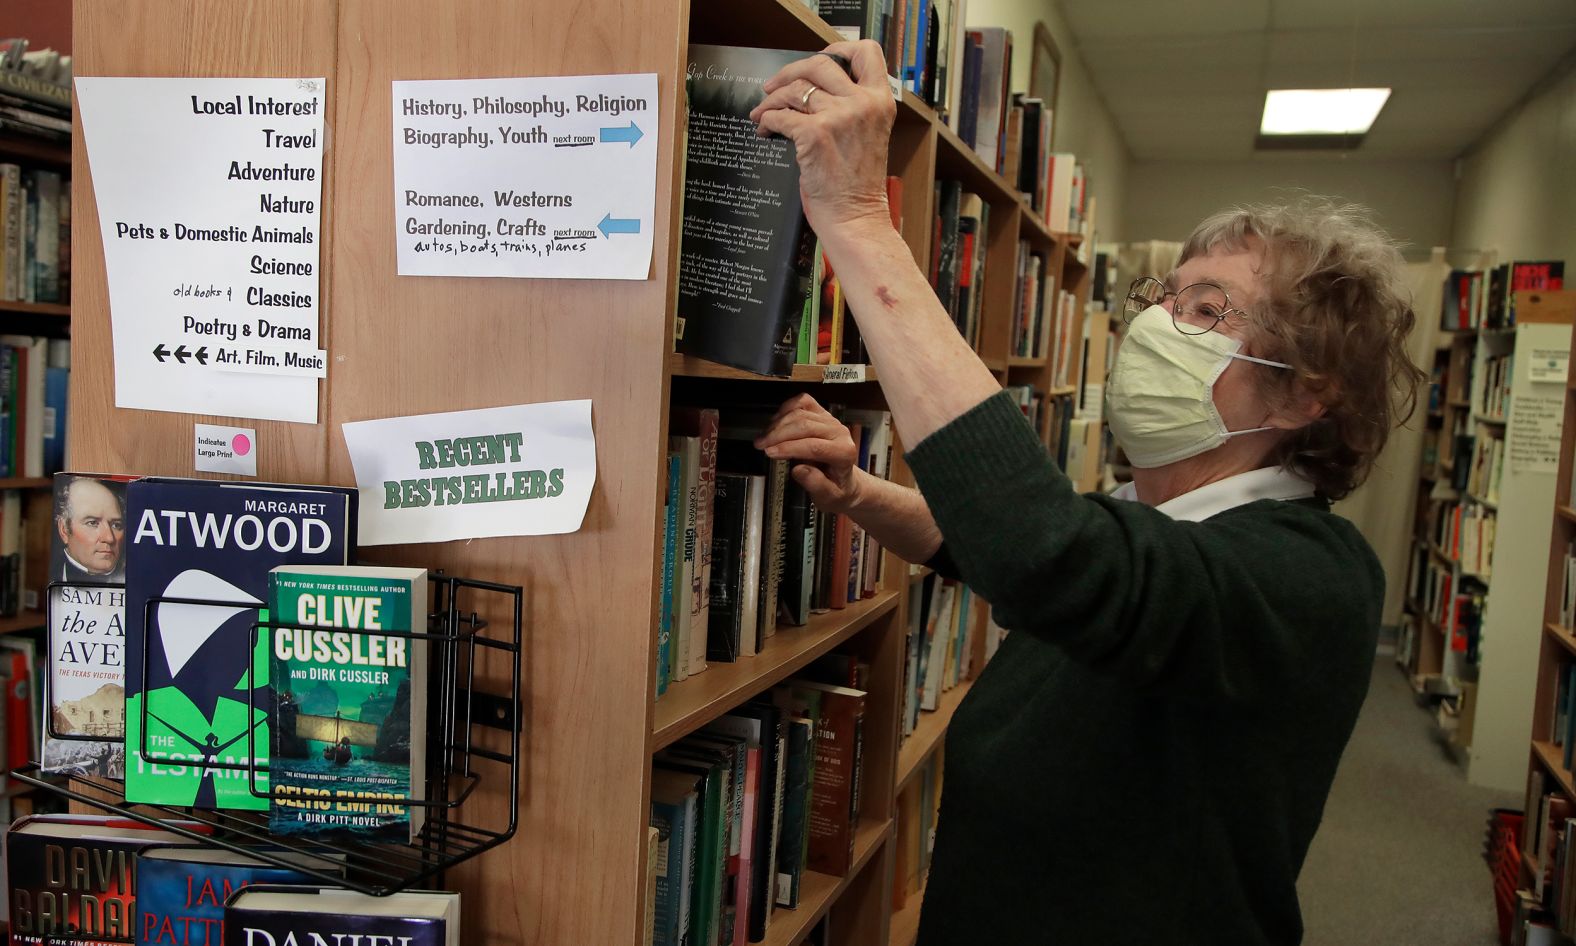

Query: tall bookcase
[{"left": 66, "top": 0, "right": 1088, "bottom": 942}]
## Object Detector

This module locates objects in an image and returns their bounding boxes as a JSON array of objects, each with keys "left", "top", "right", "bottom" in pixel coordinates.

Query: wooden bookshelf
[
  {"left": 895, "top": 679, "right": 973, "bottom": 792},
  {"left": 0, "top": 610, "right": 46, "bottom": 635},
  {"left": 761, "top": 818, "right": 891, "bottom": 946},
  {"left": 651, "top": 591, "right": 901, "bottom": 751},
  {"left": 669, "top": 353, "right": 881, "bottom": 383},
  {"left": 0, "top": 134, "right": 69, "bottom": 170},
  {"left": 0, "top": 301, "right": 69, "bottom": 318},
  {"left": 888, "top": 879, "right": 926, "bottom": 946},
  {"left": 0, "top": 478, "right": 50, "bottom": 490}
]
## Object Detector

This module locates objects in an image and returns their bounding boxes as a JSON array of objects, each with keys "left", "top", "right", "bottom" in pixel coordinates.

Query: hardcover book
[
  {"left": 222, "top": 887, "right": 459, "bottom": 946},
  {"left": 676, "top": 46, "right": 821, "bottom": 377},
  {"left": 5, "top": 815, "right": 200, "bottom": 945},
  {"left": 123, "top": 478, "right": 358, "bottom": 811},
  {"left": 137, "top": 847, "right": 324, "bottom": 946},
  {"left": 43, "top": 472, "right": 132, "bottom": 779},
  {"left": 267, "top": 565, "right": 428, "bottom": 843}
]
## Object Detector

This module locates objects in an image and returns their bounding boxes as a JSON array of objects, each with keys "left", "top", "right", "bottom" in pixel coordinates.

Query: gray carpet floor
[{"left": 1297, "top": 655, "right": 1519, "bottom": 946}]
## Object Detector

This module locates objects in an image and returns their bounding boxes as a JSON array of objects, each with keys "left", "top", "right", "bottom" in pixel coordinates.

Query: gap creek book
[
  {"left": 123, "top": 478, "right": 358, "bottom": 811},
  {"left": 268, "top": 565, "right": 428, "bottom": 843}
]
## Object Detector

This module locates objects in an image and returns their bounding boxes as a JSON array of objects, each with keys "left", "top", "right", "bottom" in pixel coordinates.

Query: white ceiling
[{"left": 1059, "top": 0, "right": 1576, "bottom": 161}]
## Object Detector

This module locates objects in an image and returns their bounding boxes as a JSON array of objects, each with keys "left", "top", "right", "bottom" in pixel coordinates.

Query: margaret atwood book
[
  {"left": 223, "top": 887, "right": 459, "bottom": 946},
  {"left": 675, "top": 45, "right": 828, "bottom": 377},
  {"left": 123, "top": 478, "right": 358, "bottom": 812},
  {"left": 267, "top": 565, "right": 428, "bottom": 843}
]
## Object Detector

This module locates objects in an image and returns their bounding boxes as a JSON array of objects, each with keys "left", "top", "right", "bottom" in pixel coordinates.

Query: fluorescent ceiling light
[{"left": 1259, "top": 88, "right": 1391, "bottom": 136}]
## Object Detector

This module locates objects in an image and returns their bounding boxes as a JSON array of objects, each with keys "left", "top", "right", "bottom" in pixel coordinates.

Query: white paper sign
[
  {"left": 392, "top": 74, "right": 658, "bottom": 280},
  {"left": 74, "top": 77, "right": 328, "bottom": 423},
  {"left": 194, "top": 423, "right": 258, "bottom": 476},
  {"left": 823, "top": 364, "right": 866, "bottom": 383},
  {"left": 342, "top": 400, "right": 596, "bottom": 546},
  {"left": 1527, "top": 346, "right": 1570, "bottom": 384}
]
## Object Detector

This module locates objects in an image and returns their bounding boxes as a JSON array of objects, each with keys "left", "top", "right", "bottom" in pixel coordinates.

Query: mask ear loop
[{"left": 1229, "top": 352, "right": 1293, "bottom": 370}]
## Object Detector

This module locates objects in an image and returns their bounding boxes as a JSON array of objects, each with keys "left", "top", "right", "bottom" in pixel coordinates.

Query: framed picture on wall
[{"left": 1031, "top": 23, "right": 1062, "bottom": 148}]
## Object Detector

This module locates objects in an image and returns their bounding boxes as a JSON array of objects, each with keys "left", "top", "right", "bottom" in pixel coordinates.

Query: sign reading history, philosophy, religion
[
  {"left": 75, "top": 77, "right": 328, "bottom": 424},
  {"left": 341, "top": 399, "right": 597, "bottom": 546},
  {"left": 391, "top": 73, "right": 658, "bottom": 280}
]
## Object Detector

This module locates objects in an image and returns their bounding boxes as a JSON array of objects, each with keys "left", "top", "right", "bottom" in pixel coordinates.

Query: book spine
[
  {"left": 695, "top": 412, "right": 718, "bottom": 663},
  {"left": 659, "top": 452, "right": 679, "bottom": 697}
]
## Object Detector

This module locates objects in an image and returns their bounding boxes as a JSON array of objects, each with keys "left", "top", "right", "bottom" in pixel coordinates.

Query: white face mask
[{"left": 1106, "top": 304, "right": 1292, "bottom": 468}]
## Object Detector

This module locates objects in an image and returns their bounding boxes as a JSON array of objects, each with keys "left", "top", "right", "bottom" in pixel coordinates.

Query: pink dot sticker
[{"left": 231, "top": 434, "right": 252, "bottom": 456}]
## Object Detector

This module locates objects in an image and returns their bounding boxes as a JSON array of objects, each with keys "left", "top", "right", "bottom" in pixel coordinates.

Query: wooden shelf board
[
  {"left": 0, "top": 477, "right": 49, "bottom": 490},
  {"left": 1006, "top": 355, "right": 1048, "bottom": 368},
  {"left": 1017, "top": 202, "right": 1057, "bottom": 248},
  {"left": 0, "top": 301, "right": 69, "bottom": 318},
  {"left": 932, "top": 121, "right": 1016, "bottom": 208},
  {"left": 0, "top": 135, "right": 70, "bottom": 168},
  {"left": 1533, "top": 741, "right": 1576, "bottom": 799},
  {"left": 1049, "top": 384, "right": 1077, "bottom": 396},
  {"left": 1473, "top": 413, "right": 1507, "bottom": 426},
  {"left": 907, "top": 566, "right": 933, "bottom": 585},
  {"left": 1546, "top": 622, "right": 1576, "bottom": 658},
  {"left": 979, "top": 355, "right": 1006, "bottom": 372},
  {"left": 0, "top": 611, "right": 45, "bottom": 636},
  {"left": 652, "top": 591, "right": 900, "bottom": 750},
  {"left": 895, "top": 679, "right": 973, "bottom": 792},
  {"left": 669, "top": 353, "right": 878, "bottom": 384},
  {"left": 1448, "top": 398, "right": 1471, "bottom": 409},
  {"left": 1557, "top": 506, "right": 1576, "bottom": 526},
  {"left": 762, "top": 817, "right": 890, "bottom": 946},
  {"left": 888, "top": 879, "right": 926, "bottom": 946},
  {"left": 1466, "top": 491, "right": 1499, "bottom": 510}
]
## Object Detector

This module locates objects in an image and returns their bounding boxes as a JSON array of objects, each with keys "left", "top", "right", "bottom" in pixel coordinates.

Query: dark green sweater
[{"left": 907, "top": 393, "right": 1381, "bottom": 946}]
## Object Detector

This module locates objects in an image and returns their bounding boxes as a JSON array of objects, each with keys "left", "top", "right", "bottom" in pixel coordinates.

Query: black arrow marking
[
  {"left": 195, "top": 346, "right": 209, "bottom": 365},
  {"left": 153, "top": 344, "right": 170, "bottom": 363},
  {"left": 173, "top": 345, "right": 191, "bottom": 364}
]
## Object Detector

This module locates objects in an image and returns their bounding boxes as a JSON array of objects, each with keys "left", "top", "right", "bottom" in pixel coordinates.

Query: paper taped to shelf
[
  {"left": 342, "top": 399, "right": 596, "bottom": 545},
  {"left": 74, "top": 77, "right": 327, "bottom": 423},
  {"left": 391, "top": 73, "right": 658, "bottom": 280}
]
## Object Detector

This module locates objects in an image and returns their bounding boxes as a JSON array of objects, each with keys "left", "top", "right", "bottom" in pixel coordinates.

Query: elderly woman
[{"left": 750, "top": 40, "right": 1423, "bottom": 946}]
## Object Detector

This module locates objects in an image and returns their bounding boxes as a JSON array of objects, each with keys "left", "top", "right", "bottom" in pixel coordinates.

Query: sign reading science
[{"left": 341, "top": 400, "right": 596, "bottom": 545}]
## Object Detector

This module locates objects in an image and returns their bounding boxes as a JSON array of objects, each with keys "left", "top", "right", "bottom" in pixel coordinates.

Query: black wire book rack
[{"left": 13, "top": 572, "right": 523, "bottom": 896}]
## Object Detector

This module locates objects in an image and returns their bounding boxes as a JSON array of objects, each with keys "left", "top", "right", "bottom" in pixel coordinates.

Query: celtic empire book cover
[
  {"left": 267, "top": 565, "right": 428, "bottom": 843},
  {"left": 123, "top": 478, "right": 358, "bottom": 811}
]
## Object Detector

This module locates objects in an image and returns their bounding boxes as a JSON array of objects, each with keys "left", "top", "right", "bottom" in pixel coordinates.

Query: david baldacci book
[
  {"left": 137, "top": 847, "right": 328, "bottom": 946},
  {"left": 4, "top": 814, "right": 203, "bottom": 945},
  {"left": 123, "top": 478, "right": 358, "bottom": 811},
  {"left": 222, "top": 887, "right": 459, "bottom": 946},
  {"left": 267, "top": 565, "right": 428, "bottom": 843},
  {"left": 675, "top": 46, "right": 822, "bottom": 377},
  {"left": 42, "top": 472, "right": 133, "bottom": 779}
]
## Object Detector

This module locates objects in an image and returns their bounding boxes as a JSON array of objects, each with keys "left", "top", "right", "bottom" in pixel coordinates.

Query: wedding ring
[{"left": 801, "top": 84, "right": 819, "bottom": 108}]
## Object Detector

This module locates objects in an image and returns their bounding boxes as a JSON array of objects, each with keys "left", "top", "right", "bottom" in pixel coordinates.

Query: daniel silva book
[{"left": 268, "top": 565, "right": 429, "bottom": 843}]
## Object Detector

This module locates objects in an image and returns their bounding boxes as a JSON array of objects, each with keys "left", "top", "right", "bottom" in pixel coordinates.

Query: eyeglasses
[{"left": 1123, "top": 276, "right": 1248, "bottom": 336}]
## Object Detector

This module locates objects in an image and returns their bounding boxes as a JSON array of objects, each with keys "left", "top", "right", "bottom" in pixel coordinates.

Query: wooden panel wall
[{"left": 71, "top": 0, "right": 688, "bottom": 941}]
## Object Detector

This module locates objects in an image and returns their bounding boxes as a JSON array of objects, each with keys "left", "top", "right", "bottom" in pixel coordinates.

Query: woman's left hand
[{"left": 748, "top": 39, "right": 896, "bottom": 235}]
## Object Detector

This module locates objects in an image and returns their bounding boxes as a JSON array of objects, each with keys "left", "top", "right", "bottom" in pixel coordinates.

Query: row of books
[
  {"left": 649, "top": 661, "right": 867, "bottom": 946},
  {"left": 1478, "top": 351, "right": 1514, "bottom": 421},
  {"left": 929, "top": 180, "right": 988, "bottom": 349},
  {"left": 1407, "top": 540, "right": 1487, "bottom": 652},
  {"left": 1558, "top": 543, "right": 1576, "bottom": 630},
  {"left": 0, "top": 489, "right": 29, "bottom": 617},
  {"left": 898, "top": 573, "right": 976, "bottom": 737},
  {"left": 1423, "top": 497, "right": 1496, "bottom": 578},
  {"left": 891, "top": 747, "right": 942, "bottom": 912},
  {"left": 2, "top": 334, "right": 70, "bottom": 478},
  {"left": 658, "top": 406, "right": 892, "bottom": 696},
  {"left": 1007, "top": 244, "right": 1078, "bottom": 374},
  {"left": 0, "top": 164, "right": 69, "bottom": 304},
  {"left": 1524, "top": 775, "right": 1576, "bottom": 941},
  {"left": 1465, "top": 432, "right": 1505, "bottom": 507},
  {"left": 1005, "top": 383, "right": 1045, "bottom": 430},
  {"left": 813, "top": 0, "right": 974, "bottom": 121},
  {"left": 1440, "top": 261, "right": 1565, "bottom": 331},
  {"left": 4, "top": 813, "right": 460, "bottom": 944},
  {"left": 0, "top": 42, "right": 71, "bottom": 144}
]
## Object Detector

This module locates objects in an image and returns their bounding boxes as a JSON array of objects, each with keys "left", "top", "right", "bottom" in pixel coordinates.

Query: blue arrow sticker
[
  {"left": 599, "top": 121, "right": 644, "bottom": 148},
  {"left": 598, "top": 214, "right": 641, "bottom": 237}
]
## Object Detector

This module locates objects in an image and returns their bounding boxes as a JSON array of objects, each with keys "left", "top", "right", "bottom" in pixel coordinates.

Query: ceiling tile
[
  {"left": 1270, "top": 0, "right": 1576, "bottom": 31},
  {"left": 1060, "top": 0, "right": 1272, "bottom": 41}
]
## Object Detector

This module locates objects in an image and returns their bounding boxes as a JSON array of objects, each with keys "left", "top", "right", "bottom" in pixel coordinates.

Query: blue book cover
[
  {"left": 658, "top": 452, "right": 679, "bottom": 697},
  {"left": 222, "top": 888, "right": 458, "bottom": 946},
  {"left": 43, "top": 355, "right": 68, "bottom": 475},
  {"left": 137, "top": 847, "right": 318, "bottom": 946},
  {"left": 123, "top": 478, "right": 357, "bottom": 810}
]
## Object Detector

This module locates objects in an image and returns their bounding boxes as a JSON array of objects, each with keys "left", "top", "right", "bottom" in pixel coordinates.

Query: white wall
[
  {"left": 1122, "top": 158, "right": 1458, "bottom": 256},
  {"left": 964, "top": 0, "right": 1130, "bottom": 241}
]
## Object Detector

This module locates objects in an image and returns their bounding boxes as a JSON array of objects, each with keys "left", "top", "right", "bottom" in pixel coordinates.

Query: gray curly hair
[{"left": 1180, "top": 197, "right": 1424, "bottom": 500}]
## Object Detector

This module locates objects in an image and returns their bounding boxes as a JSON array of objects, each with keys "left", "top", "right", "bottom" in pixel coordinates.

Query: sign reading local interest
[
  {"left": 391, "top": 73, "right": 658, "bottom": 280},
  {"left": 74, "top": 77, "right": 328, "bottom": 424},
  {"left": 341, "top": 399, "right": 597, "bottom": 546}
]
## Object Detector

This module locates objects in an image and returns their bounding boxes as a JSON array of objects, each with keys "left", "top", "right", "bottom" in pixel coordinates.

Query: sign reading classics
[
  {"left": 391, "top": 73, "right": 658, "bottom": 280},
  {"left": 342, "top": 399, "right": 596, "bottom": 545},
  {"left": 74, "top": 77, "right": 328, "bottom": 424}
]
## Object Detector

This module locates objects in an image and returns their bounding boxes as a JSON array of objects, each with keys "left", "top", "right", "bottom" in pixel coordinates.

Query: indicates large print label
[
  {"left": 75, "top": 77, "right": 327, "bottom": 424},
  {"left": 392, "top": 73, "right": 658, "bottom": 280}
]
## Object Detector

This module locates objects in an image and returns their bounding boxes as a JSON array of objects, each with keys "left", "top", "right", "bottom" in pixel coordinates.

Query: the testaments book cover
[{"left": 123, "top": 478, "right": 357, "bottom": 810}]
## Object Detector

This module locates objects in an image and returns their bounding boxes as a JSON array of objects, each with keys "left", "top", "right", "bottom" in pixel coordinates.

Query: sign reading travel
[
  {"left": 391, "top": 74, "right": 658, "bottom": 280},
  {"left": 341, "top": 399, "right": 597, "bottom": 545},
  {"left": 74, "top": 77, "right": 329, "bottom": 424}
]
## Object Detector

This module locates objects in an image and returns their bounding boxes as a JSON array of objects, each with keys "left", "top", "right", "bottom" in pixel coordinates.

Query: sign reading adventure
[
  {"left": 341, "top": 400, "right": 596, "bottom": 545},
  {"left": 391, "top": 73, "right": 658, "bottom": 280},
  {"left": 75, "top": 77, "right": 328, "bottom": 424}
]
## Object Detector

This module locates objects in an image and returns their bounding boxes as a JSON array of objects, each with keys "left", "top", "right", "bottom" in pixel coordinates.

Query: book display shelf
[{"left": 64, "top": 0, "right": 1088, "bottom": 942}]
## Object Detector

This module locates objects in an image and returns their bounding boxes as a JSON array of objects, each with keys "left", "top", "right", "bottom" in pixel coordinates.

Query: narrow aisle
[{"left": 1298, "top": 656, "right": 1517, "bottom": 945}]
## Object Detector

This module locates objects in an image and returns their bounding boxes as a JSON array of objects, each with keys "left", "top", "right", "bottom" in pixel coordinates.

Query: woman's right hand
[{"left": 754, "top": 393, "right": 864, "bottom": 513}]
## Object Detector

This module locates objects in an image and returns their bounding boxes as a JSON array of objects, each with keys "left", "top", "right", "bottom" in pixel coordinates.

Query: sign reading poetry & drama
[
  {"left": 391, "top": 73, "right": 658, "bottom": 279},
  {"left": 341, "top": 400, "right": 596, "bottom": 545},
  {"left": 75, "top": 77, "right": 328, "bottom": 424}
]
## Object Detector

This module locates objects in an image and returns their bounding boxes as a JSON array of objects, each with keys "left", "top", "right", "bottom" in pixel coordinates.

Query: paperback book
[
  {"left": 123, "top": 478, "right": 358, "bottom": 811},
  {"left": 267, "top": 565, "right": 428, "bottom": 843},
  {"left": 42, "top": 472, "right": 132, "bottom": 779},
  {"left": 222, "top": 887, "right": 460, "bottom": 946},
  {"left": 137, "top": 847, "right": 325, "bottom": 946}
]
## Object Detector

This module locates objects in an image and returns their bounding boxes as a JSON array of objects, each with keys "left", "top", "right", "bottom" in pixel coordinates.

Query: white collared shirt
[{"left": 1108, "top": 466, "right": 1316, "bottom": 523}]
